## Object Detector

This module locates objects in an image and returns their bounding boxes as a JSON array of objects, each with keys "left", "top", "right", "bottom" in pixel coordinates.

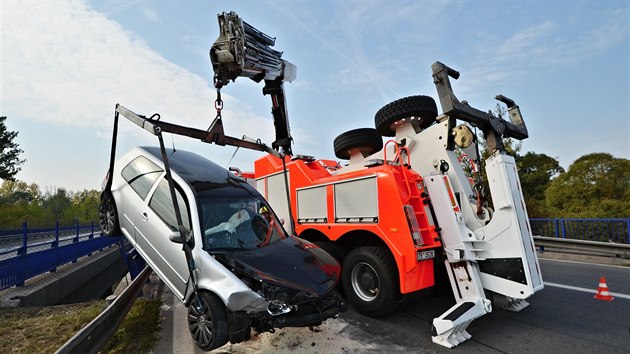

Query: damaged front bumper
[
  {"left": 254, "top": 290, "right": 347, "bottom": 331},
  {"left": 226, "top": 290, "right": 346, "bottom": 344}
]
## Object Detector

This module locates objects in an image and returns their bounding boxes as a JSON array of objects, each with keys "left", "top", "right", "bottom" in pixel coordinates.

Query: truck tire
[
  {"left": 314, "top": 241, "right": 347, "bottom": 264},
  {"left": 342, "top": 246, "right": 401, "bottom": 317},
  {"left": 333, "top": 128, "right": 383, "bottom": 160},
  {"left": 375, "top": 95, "right": 438, "bottom": 136}
]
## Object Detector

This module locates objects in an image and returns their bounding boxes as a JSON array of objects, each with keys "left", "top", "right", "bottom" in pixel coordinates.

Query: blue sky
[{"left": 2, "top": 0, "right": 628, "bottom": 191}]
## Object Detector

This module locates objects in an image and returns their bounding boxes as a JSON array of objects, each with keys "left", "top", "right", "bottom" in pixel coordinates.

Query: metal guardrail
[
  {"left": 0, "top": 221, "right": 97, "bottom": 242},
  {"left": 0, "top": 234, "right": 122, "bottom": 290},
  {"left": 533, "top": 236, "right": 630, "bottom": 259},
  {"left": 55, "top": 266, "right": 151, "bottom": 354},
  {"left": 530, "top": 218, "right": 630, "bottom": 244}
]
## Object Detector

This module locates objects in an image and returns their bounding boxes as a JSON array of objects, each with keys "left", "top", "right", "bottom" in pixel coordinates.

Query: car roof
[{"left": 139, "top": 146, "right": 253, "bottom": 194}]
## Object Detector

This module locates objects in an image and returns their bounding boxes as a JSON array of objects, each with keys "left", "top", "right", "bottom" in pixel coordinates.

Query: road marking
[
  {"left": 539, "top": 258, "right": 630, "bottom": 270},
  {"left": 544, "top": 281, "right": 630, "bottom": 300}
]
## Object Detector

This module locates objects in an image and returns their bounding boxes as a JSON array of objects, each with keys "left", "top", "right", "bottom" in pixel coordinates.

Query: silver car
[{"left": 99, "top": 146, "right": 345, "bottom": 350}]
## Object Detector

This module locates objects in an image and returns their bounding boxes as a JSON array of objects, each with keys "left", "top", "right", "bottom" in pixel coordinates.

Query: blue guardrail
[
  {"left": 530, "top": 218, "right": 630, "bottom": 244},
  {"left": 0, "top": 222, "right": 121, "bottom": 291}
]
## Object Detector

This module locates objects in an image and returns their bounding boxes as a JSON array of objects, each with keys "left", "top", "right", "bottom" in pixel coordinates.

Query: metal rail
[
  {"left": 55, "top": 266, "right": 151, "bottom": 354},
  {"left": 533, "top": 236, "right": 630, "bottom": 259}
]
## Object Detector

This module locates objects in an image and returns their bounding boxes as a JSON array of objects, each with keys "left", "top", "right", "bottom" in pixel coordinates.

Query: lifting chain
[{"left": 214, "top": 88, "right": 224, "bottom": 120}]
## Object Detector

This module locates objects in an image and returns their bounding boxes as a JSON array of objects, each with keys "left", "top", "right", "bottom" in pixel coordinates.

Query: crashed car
[{"left": 99, "top": 146, "right": 345, "bottom": 350}]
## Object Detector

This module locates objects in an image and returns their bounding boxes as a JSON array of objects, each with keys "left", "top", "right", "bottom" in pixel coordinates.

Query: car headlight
[{"left": 267, "top": 300, "right": 293, "bottom": 316}]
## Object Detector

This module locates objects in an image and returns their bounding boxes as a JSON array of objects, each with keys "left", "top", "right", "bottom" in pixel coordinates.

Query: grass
[
  {"left": 101, "top": 299, "right": 162, "bottom": 353},
  {"left": 0, "top": 298, "right": 161, "bottom": 354}
]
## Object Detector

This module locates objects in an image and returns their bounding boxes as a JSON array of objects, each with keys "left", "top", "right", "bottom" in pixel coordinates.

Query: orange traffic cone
[{"left": 593, "top": 277, "right": 614, "bottom": 301}]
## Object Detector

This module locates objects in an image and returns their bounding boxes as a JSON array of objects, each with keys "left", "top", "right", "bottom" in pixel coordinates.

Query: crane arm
[{"left": 210, "top": 11, "right": 295, "bottom": 155}]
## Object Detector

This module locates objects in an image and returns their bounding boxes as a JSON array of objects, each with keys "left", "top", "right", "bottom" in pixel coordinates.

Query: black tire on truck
[
  {"left": 374, "top": 95, "right": 438, "bottom": 136},
  {"left": 99, "top": 191, "right": 120, "bottom": 237},
  {"left": 314, "top": 241, "right": 348, "bottom": 264},
  {"left": 333, "top": 128, "right": 383, "bottom": 160},
  {"left": 188, "top": 291, "right": 229, "bottom": 351},
  {"left": 342, "top": 246, "right": 401, "bottom": 317}
]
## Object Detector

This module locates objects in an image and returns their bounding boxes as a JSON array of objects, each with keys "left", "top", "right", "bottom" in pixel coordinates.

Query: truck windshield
[{"left": 198, "top": 195, "right": 286, "bottom": 251}]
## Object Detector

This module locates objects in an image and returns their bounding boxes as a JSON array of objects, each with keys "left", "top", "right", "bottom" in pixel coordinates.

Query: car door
[
  {"left": 135, "top": 177, "right": 191, "bottom": 300},
  {"left": 117, "top": 155, "right": 164, "bottom": 245}
]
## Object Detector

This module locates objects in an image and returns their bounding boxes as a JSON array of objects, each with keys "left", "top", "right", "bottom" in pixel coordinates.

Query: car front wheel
[{"left": 188, "top": 291, "right": 229, "bottom": 351}]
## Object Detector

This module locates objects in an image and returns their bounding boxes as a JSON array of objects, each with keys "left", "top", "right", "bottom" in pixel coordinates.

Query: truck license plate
[{"left": 416, "top": 249, "right": 435, "bottom": 261}]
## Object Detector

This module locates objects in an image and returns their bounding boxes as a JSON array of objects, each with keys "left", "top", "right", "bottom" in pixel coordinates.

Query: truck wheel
[
  {"left": 342, "top": 246, "right": 401, "bottom": 317},
  {"left": 99, "top": 192, "right": 120, "bottom": 237},
  {"left": 333, "top": 128, "right": 383, "bottom": 160},
  {"left": 314, "top": 241, "right": 347, "bottom": 264},
  {"left": 188, "top": 291, "right": 229, "bottom": 351},
  {"left": 375, "top": 95, "right": 438, "bottom": 136}
]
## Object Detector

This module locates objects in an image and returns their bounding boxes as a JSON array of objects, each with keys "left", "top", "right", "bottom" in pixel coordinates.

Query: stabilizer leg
[{"left": 431, "top": 260, "right": 492, "bottom": 348}]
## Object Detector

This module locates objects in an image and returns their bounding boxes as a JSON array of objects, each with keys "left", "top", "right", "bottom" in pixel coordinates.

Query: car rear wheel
[
  {"left": 99, "top": 192, "right": 120, "bottom": 237},
  {"left": 188, "top": 291, "right": 229, "bottom": 351},
  {"left": 375, "top": 95, "right": 438, "bottom": 136},
  {"left": 333, "top": 128, "right": 383, "bottom": 160},
  {"left": 342, "top": 246, "right": 401, "bottom": 317}
]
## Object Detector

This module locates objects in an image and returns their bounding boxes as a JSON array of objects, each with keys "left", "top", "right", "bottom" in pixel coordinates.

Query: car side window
[
  {"left": 121, "top": 156, "right": 163, "bottom": 200},
  {"left": 149, "top": 178, "right": 191, "bottom": 232}
]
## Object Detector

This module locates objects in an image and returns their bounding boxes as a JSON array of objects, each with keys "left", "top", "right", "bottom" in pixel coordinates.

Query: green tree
[
  {"left": 545, "top": 153, "right": 630, "bottom": 217},
  {"left": 0, "top": 180, "right": 102, "bottom": 229},
  {"left": 42, "top": 188, "right": 72, "bottom": 224},
  {"left": 0, "top": 116, "right": 26, "bottom": 180},
  {"left": 70, "top": 189, "right": 100, "bottom": 224},
  {"left": 0, "top": 179, "right": 42, "bottom": 204},
  {"left": 0, "top": 180, "right": 44, "bottom": 228},
  {"left": 515, "top": 152, "right": 564, "bottom": 217}
]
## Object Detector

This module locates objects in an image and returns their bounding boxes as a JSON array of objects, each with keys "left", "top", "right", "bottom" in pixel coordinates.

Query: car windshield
[{"left": 198, "top": 195, "right": 286, "bottom": 251}]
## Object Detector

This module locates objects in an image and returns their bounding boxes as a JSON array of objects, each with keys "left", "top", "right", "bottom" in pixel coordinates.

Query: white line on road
[
  {"left": 544, "top": 281, "right": 630, "bottom": 300},
  {"left": 539, "top": 258, "right": 630, "bottom": 270}
]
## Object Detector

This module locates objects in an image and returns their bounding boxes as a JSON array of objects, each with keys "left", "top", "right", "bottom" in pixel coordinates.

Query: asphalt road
[{"left": 153, "top": 258, "right": 630, "bottom": 353}]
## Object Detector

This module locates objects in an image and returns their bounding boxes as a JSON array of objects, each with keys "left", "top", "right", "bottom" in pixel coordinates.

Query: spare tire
[
  {"left": 333, "top": 128, "right": 383, "bottom": 160},
  {"left": 375, "top": 95, "right": 438, "bottom": 136}
]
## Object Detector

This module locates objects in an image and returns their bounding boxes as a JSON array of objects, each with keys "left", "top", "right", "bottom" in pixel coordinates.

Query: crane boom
[{"left": 210, "top": 11, "right": 295, "bottom": 154}]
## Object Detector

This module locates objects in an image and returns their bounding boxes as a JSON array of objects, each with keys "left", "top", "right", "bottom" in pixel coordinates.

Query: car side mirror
[{"left": 169, "top": 231, "right": 184, "bottom": 244}]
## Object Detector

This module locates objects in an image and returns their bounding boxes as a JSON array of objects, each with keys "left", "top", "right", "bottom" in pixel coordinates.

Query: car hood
[{"left": 213, "top": 237, "right": 340, "bottom": 298}]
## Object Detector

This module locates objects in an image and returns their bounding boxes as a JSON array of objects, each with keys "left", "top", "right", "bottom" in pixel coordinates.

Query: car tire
[
  {"left": 99, "top": 192, "right": 120, "bottom": 237},
  {"left": 333, "top": 128, "right": 383, "bottom": 160},
  {"left": 188, "top": 291, "right": 229, "bottom": 351},
  {"left": 374, "top": 95, "right": 438, "bottom": 136},
  {"left": 342, "top": 246, "right": 401, "bottom": 317}
]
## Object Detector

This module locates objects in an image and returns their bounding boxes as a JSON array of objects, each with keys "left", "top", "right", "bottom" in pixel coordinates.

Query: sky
[{"left": 1, "top": 0, "right": 628, "bottom": 192}]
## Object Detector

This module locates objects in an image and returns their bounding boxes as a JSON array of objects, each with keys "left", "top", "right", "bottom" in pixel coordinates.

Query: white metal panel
[
  {"left": 476, "top": 154, "right": 544, "bottom": 295},
  {"left": 254, "top": 178, "right": 266, "bottom": 197},
  {"left": 334, "top": 176, "right": 378, "bottom": 219},
  {"left": 297, "top": 186, "right": 327, "bottom": 220},
  {"left": 267, "top": 171, "right": 292, "bottom": 234}
]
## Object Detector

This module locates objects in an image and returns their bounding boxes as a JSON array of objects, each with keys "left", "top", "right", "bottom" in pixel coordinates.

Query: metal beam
[{"left": 533, "top": 236, "right": 630, "bottom": 259}]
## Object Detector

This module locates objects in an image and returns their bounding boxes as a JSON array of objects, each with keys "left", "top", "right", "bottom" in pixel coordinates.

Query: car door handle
[{"left": 141, "top": 212, "right": 149, "bottom": 221}]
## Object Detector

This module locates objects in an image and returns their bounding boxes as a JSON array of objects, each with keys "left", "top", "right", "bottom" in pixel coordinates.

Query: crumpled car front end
[{"left": 211, "top": 236, "right": 346, "bottom": 334}]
